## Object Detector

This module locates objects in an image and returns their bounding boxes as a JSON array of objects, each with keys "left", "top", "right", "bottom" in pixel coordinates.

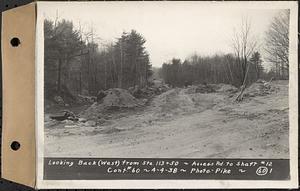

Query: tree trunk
[
  {"left": 236, "top": 61, "right": 251, "bottom": 101},
  {"left": 79, "top": 71, "right": 82, "bottom": 94},
  {"left": 57, "top": 57, "right": 62, "bottom": 94},
  {"left": 119, "top": 41, "right": 123, "bottom": 88},
  {"left": 256, "top": 62, "right": 260, "bottom": 79},
  {"left": 104, "top": 59, "right": 107, "bottom": 89},
  {"left": 227, "top": 62, "right": 234, "bottom": 84}
]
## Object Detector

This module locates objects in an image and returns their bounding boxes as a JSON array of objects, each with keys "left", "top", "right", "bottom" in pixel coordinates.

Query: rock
[
  {"left": 96, "top": 90, "right": 107, "bottom": 103},
  {"left": 84, "top": 120, "right": 97, "bottom": 127},
  {"left": 78, "top": 118, "right": 87, "bottom": 123},
  {"left": 97, "top": 119, "right": 106, "bottom": 125},
  {"left": 54, "top": 95, "right": 64, "bottom": 105},
  {"left": 77, "top": 94, "right": 97, "bottom": 104},
  {"left": 256, "top": 79, "right": 267, "bottom": 84},
  {"left": 63, "top": 120, "right": 74, "bottom": 125},
  {"left": 44, "top": 115, "right": 52, "bottom": 122},
  {"left": 65, "top": 125, "right": 77, "bottom": 128}
]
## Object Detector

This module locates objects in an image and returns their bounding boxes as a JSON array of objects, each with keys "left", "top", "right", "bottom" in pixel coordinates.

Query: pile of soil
[
  {"left": 152, "top": 89, "right": 196, "bottom": 114},
  {"left": 103, "top": 88, "right": 142, "bottom": 108},
  {"left": 81, "top": 88, "right": 142, "bottom": 119},
  {"left": 217, "top": 84, "right": 238, "bottom": 93},
  {"left": 129, "top": 84, "right": 170, "bottom": 99},
  {"left": 184, "top": 85, "right": 198, "bottom": 94},
  {"left": 185, "top": 84, "right": 216, "bottom": 94},
  {"left": 243, "top": 80, "right": 277, "bottom": 98}
]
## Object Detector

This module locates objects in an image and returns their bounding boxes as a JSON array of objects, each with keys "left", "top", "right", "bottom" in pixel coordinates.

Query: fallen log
[{"left": 50, "top": 110, "right": 78, "bottom": 121}]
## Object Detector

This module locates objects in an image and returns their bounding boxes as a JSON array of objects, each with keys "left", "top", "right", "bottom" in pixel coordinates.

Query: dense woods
[
  {"left": 160, "top": 11, "right": 290, "bottom": 88},
  {"left": 44, "top": 9, "right": 290, "bottom": 103},
  {"left": 160, "top": 18, "right": 265, "bottom": 88},
  {"left": 44, "top": 19, "right": 152, "bottom": 102},
  {"left": 160, "top": 52, "right": 264, "bottom": 88}
]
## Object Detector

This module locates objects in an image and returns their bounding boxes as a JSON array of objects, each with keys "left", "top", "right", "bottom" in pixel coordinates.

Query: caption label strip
[{"left": 44, "top": 158, "right": 289, "bottom": 180}]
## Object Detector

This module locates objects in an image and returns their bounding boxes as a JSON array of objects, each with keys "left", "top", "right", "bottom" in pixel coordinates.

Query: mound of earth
[
  {"left": 184, "top": 86, "right": 198, "bottom": 94},
  {"left": 151, "top": 88, "right": 223, "bottom": 115},
  {"left": 81, "top": 88, "right": 142, "bottom": 119},
  {"left": 151, "top": 89, "right": 194, "bottom": 114},
  {"left": 102, "top": 88, "right": 142, "bottom": 108},
  {"left": 243, "top": 80, "right": 278, "bottom": 98},
  {"left": 217, "top": 84, "right": 238, "bottom": 93},
  {"left": 185, "top": 84, "right": 216, "bottom": 94},
  {"left": 129, "top": 84, "right": 170, "bottom": 99}
]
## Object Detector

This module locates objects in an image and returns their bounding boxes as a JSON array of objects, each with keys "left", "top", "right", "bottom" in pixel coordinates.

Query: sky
[{"left": 39, "top": 1, "right": 283, "bottom": 67}]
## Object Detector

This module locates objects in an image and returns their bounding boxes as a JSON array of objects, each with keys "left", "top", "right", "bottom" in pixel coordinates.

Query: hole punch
[
  {"left": 10, "top": 141, "right": 21, "bottom": 151},
  {"left": 10, "top": 37, "right": 21, "bottom": 47}
]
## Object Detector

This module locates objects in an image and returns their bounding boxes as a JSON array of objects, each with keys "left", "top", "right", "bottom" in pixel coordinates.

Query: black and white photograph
[
  {"left": 35, "top": 2, "right": 298, "bottom": 187},
  {"left": 43, "top": 2, "right": 292, "bottom": 159}
]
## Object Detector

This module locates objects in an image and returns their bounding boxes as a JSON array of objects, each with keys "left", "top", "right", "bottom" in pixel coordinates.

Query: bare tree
[
  {"left": 231, "top": 17, "right": 258, "bottom": 101},
  {"left": 265, "top": 10, "right": 290, "bottom": 79}
]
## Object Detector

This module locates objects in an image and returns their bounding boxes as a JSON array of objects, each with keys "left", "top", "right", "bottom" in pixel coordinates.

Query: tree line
[
  {"left": 265, "top": 10, "right": 289, "bottom": 80},
  {"left": 44, "top": 9, "right": 289, "bottom": 102},
  {"left": 44, "top": 18, "right": 152, "bottom": 101},
  {"left": 160, "top": 10, "right": 289, "bottom": 88},
  {"left": 160, "top": 52, "right": 264, "bottom": 88}
]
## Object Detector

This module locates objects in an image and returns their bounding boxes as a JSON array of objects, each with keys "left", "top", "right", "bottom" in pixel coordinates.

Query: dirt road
[{"left": 45, "top": 81, "right": 289, "bottom": 158}]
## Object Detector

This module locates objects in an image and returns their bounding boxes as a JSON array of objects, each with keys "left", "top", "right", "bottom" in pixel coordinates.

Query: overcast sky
[{"left": 39, "top": 2, "right": 283, "bottom": 67}]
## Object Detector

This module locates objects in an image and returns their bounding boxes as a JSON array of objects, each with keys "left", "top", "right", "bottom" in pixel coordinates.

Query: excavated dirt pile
[
  {"left": 81, "top": 88, "right": 142, "bottom": 119},
  {"left": 185, "top": 84, "right": 216, "bottom": 94},
  {"left": 129, "top": 84, "right": 170, "bottom": 99},
  {"left": 217, "top": 84, "right": 238, "bottom": 93},
  {"left": 102, "top": 88, "right": 142, "bottom": 108},
  {"left": 151, "top": 88, "right": 225, "bottom": 116},
  {"left": 185, "top": 83, "right": 238, "bottom": 95},
  {"left": 243, "top": 80, "right": 278, "bottom": 98},
  {"left": 153, "top": 89, "right": 196, "bottom": 114}
]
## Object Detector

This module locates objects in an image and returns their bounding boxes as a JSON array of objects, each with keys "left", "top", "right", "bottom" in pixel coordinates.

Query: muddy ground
[{"left": 44, "top": 80, "right": 289, "bottom": 158}]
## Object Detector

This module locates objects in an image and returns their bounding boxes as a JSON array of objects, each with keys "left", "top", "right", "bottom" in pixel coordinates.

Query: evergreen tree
[
  {"left": 44, "top": 18, "right": 153, "bottom": 102},
  {"left": 249, "top": 51, "right": 264, "bottom": 79}
]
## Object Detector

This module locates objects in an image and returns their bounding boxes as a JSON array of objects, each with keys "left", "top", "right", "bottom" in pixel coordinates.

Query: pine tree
[{"left": 250, "top": 51, "right": 264, "bottom": 80}]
